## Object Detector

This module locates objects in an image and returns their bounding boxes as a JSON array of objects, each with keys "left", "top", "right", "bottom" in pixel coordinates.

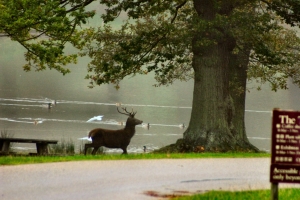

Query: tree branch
[
  {"left": 65, "top": 0, "right": 95, "bottom": 13},
  {"left": 171, "top": 1, "right": 187, "bottom": 23}
]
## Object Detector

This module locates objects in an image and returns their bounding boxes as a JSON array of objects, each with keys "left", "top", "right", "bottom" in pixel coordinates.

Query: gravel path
[{"left": 1, "top": 158, "right": 299, "bottom": 200}]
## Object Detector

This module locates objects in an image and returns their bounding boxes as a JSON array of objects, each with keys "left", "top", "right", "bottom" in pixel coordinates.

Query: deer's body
[{"left": 84, "top": 108, "right": 142, "bottom": 155}]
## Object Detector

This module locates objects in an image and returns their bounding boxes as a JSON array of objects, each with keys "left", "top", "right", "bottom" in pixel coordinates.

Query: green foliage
[
  {"left": 81, "top": 1, "right": 195, "bottom": 88},
  {"left": 1, "top": 0, "right": 300, "bottom": 91},
  {"left": 233, "top": 2, "right": 300, "bottom": 91},
  {"left": 2, "top": 0, "right": 300, "bottom": 91},
  {"left": 80, "top": 0, "right": 300, "bottom": 92},
  {"left": 264, "top": 0, "right": 300, "bottom": 27},
  {"left": 0, "top": 0, "right": 95, "bottom": 74}
]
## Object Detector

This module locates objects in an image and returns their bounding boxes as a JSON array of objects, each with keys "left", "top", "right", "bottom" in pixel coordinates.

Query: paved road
[{"left": 1, "top": 158, "right": 299, "bottom": 200}]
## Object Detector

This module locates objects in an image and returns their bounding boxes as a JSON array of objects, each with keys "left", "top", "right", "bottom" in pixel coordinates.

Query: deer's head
[{"left": 117, "top": 107, "right": 143, "bottom": 126}]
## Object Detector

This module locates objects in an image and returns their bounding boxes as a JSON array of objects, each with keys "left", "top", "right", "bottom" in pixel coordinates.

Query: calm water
[{"left": 1, "top": 38, "right": 300, "bottom": 153}]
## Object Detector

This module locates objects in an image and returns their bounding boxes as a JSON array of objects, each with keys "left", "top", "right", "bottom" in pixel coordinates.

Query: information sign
[{"left": 270, "top": 109, "right": 300, "bottom": 183}]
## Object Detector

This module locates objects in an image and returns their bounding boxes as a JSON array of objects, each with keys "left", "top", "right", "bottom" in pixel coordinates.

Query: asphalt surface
[{"left": 1, "top": 158, "right": 299, "bottom": 200}]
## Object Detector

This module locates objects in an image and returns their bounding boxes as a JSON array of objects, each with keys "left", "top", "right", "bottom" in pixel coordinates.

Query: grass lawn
[
  {"left": 174, "top": 188, "right": 300, "bottom": 200},
  {"left": 0, "top": 152, "right": 270, "bottom": 165}
]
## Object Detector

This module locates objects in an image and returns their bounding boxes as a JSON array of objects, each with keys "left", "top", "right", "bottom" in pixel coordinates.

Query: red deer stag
[{"left": 84, "top": 107, "right": 143, "bottom": 155}]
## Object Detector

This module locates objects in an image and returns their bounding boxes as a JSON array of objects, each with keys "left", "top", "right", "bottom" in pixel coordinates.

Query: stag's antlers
[{"left": 117, "top": 107, "right": 137, "bottom": 117}]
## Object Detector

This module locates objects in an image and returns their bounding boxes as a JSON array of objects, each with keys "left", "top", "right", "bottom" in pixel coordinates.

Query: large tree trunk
[
  {"left": 229, "top": 50, "right": 259, "bottom": 151},
  {"left": 182, "top": 0, "right": 258, "bottom": 152},
  {"left": 183, "top": 0, "right": 234, "bottom": 151},
  {"left": 183, "top": 48, "right": 235, "bottom": 151}
]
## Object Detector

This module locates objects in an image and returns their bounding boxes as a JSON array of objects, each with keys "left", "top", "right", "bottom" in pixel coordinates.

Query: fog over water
[{"left": 1, "top": 37, "right": 300, "bottom": 153}]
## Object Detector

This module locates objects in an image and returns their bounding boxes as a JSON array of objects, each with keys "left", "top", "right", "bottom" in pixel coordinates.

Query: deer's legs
[
  {"left": 84, "top": 143, "right": 92, "bottom": 155},
  {"left": 84, "top": 143, "right": 100, "bottom": 155},
  {"left": 91, "top": 146, "right": 100, "bottom": 155},
  {"left": 121, "top": 147, "right": 128, "bottom": 154}
]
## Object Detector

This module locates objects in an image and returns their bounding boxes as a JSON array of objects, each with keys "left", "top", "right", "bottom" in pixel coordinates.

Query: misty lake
[{"left": 1, "top": 36, "right": 300, "bottom": 154}]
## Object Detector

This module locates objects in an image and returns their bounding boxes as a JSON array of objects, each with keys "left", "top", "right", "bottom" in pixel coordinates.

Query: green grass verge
[
  {"left": 174, "top": 188, "right": 300, "bottom": 200},
  {"left": 0, "top": 152, "right": 270, "bottom": 165}
]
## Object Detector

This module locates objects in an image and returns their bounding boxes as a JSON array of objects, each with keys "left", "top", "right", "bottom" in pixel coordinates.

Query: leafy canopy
[
  {"left": 0, "top": 0, "right": 95, "bottom": 74},
  {"left": 81, "top": 0, "right": 300, "bottom": 91},
  {"left": 2, "top": 0, "right": 300, "bottom": 91}
]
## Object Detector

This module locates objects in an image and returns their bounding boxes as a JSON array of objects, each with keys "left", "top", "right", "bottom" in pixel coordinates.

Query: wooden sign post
[{"left": 270, "top": 109, "right": 300, "bottom": 200}]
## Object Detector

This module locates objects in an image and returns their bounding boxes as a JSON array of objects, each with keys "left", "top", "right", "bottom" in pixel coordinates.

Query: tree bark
[
  {"left": 182, "top": 0, "right": 258, "bottom": 152},
  {"left": 184, "top": 49, "right": 235, "bottom": 151},
  {"left": 229, "top": 50, "right": 259, "bottom": 151}
]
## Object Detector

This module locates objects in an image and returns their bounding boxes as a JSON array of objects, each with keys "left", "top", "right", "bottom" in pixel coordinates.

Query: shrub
[
  {"left": 0, "top": 129, "right": 14, "bottom": 153},
  {"left": 49, "top": 138, "right": 75, "bottom": 155},
  {"left": 0, "top": 129, "right": 14, "bottom": 138}
]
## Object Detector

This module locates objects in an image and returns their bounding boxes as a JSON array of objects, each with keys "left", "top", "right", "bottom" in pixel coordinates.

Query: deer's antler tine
[
  {"left": 117, "top": 107, "right": 137, "bottom": 117},
  {"left": 117, "top": 107, "right": 127, "bottom": 115},
  {"left": 129, "top": 108, "right": 137, "bottom": 117},
  {"left": 117, "top": 107, "right": 132, "bottom": 116},
  {"left": 121, "top": 107, "right": 128, "bottom": 114},
  {"left": 125, "top": 107, "right": 130, "bottom": 113},
  {"left": 117, "top": 107, "right": 122, "bottom": 114}
]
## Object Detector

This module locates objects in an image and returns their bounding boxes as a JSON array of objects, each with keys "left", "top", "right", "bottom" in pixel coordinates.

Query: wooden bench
[{"left": 0, "top": 138, "right": 58, "bottom": 155}]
